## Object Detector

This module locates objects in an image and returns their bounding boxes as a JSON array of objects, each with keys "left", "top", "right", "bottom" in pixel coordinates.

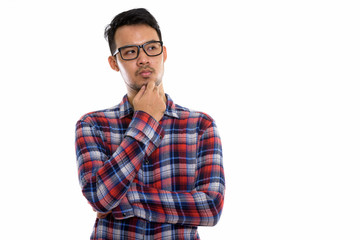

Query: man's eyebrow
[{"left": 119, "top": 39, "right": 160, "bottom": 48}]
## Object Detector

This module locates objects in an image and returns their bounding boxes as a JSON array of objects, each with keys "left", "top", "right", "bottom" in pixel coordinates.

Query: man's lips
[
  {"left": 136, "top": 66, "right": 155, "bottom": 77},
  {"left": 139, "top": 70, "right": 152, "bottom": 77}
]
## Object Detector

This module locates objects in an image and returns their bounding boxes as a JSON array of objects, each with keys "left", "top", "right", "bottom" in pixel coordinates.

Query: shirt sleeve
[
  {"left": 75, "top": 111, "right": 164, "bottom": 213},
  {"left": 127, "top": 121, "right": 225, "bottom": 226}
]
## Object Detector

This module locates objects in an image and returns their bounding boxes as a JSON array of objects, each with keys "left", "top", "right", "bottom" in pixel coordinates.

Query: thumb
[
  {"left": 138, "top": 84, "right": 146, "bottom": 95},
  {"left": 133, "top": 85, "right": 146, "bottom": 101}
]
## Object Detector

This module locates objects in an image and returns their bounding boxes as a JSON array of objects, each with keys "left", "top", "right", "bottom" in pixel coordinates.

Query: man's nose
[{"left": 137, "top": 48, "right": 150, "bottom": 65}]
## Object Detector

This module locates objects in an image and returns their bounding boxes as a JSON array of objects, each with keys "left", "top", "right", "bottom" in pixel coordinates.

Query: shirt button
[
  {"left": 144, "top": 159, "right": 149, "bottom": 164},
  {"left": 123, "top": 213, "right": 127, "bottom": 217}
]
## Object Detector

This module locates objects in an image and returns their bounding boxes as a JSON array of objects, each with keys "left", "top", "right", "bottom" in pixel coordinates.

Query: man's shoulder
[
  {"left": 174, "top": 103, "right": 215, "bottom": 128},
  {"left": 77, "top": 104, "right": 120, "bottom": 125}
]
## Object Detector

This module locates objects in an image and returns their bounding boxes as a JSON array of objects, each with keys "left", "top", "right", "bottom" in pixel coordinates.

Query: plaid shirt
[{"left": 75, "top": 94, "right": 225, "bottom": 240}]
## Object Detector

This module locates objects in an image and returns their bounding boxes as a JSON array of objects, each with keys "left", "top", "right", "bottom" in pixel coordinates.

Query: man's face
[{"left": 110, "top": 24, "right": 167, "bottom": 92}]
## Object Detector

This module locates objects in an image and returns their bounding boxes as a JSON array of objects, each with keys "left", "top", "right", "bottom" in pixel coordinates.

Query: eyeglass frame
[{"left": 113, "top": 40, "right": 164, "bottom": 61}]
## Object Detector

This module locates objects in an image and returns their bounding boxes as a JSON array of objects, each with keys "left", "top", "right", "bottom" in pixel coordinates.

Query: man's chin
[
  {"left": 128, "top": 78, "right": 162, "bottom": 91},
  {"left": 141, "top": 78, "right": 162, "bottom": 87}
]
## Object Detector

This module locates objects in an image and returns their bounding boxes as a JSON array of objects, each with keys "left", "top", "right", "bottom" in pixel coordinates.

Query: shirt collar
[{"left": 118, "top": 93, "right": 179, "bottom": 119}]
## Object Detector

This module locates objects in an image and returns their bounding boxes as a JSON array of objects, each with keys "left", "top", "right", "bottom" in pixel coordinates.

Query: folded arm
[
  {"left": 127, "top": 122, "right": 225, "bottom": 226},
  {"left": 75, "top": 111, "right": 164, "bottom": 213}
]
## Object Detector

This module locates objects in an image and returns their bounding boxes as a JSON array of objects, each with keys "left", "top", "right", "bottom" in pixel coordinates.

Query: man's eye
[
  {"left": 120, "top": 47, "right": 138, "bottom": 57},
  {"left": 124, "top": 50, "right": 136, "bottom": 55},
  {"left": 147, "top": 45, "right": 158, "bottom": 52}
]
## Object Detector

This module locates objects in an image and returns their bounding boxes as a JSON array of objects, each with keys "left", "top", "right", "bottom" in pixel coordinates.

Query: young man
[{"left": 75, "top": 8, "right": 225, "bottom": 239}]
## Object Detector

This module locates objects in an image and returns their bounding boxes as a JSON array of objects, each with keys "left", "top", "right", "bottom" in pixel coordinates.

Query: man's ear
[
  {"left": 163, "top": 46, "right": 167, "bottom": 62},
  {"left": 108, "top": 56, "right": 120, "bottom": 72}
]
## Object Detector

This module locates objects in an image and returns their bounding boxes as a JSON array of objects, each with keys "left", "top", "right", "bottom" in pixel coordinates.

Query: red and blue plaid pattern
[{"left": 75, "top": 94, "right": 225, "bottom": 239}]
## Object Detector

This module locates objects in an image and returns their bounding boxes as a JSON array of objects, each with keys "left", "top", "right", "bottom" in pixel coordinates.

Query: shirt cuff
[{"left": 125, "top": 111, "right": 164, "bottom": 155}]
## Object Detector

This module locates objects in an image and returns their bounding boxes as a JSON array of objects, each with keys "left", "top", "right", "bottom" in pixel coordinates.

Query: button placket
[{"left": 142, "top": 156, "right": 152, "bottom": 185}]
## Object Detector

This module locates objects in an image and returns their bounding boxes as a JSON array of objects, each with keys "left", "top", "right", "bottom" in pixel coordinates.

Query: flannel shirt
[{"left": 75, "top": 94, "right": 225, "bottom": 240}]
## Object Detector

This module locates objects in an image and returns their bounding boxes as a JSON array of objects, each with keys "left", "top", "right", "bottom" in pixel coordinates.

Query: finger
[
  {"left": 97, "top": 211, "right": 111, "bottom": 219},
  {"left": 133, "top": 85, "right": 146, "bottom": 101},
  {"left": 146, "top": 81, "right": 156, "bottom": 91},
  {"left": 138, "top": 84, "right": 146, "bottom": 95}
]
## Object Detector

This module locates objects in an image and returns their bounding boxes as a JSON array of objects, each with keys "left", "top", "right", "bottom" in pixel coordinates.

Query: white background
[{"left": 1, "top": 0, "right": 359, "bottom": 239}]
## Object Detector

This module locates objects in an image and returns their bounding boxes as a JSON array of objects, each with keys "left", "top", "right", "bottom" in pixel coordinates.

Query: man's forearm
[
  {"left": 127, "top": 182, "right": 225, "bottom": 226},
  {"left": 125, "top": 121, "right": 225, "bottom": 226},
  {"left": 76, "top": 111, "right": 164, "bottom": 213}
]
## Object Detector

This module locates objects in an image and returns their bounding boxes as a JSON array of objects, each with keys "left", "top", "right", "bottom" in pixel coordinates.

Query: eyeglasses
[{"left": 113, "top": 40, "right": 163, "bottom": 61}]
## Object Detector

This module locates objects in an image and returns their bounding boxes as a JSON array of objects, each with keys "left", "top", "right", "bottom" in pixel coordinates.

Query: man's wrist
[{"left": 126, "top": 111, "right": 164, "bottom": 154}]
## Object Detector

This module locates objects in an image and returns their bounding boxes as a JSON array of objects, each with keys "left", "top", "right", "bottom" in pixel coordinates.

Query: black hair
[{"left": 104, "top": 8, "right": 162, "bottom": 55}]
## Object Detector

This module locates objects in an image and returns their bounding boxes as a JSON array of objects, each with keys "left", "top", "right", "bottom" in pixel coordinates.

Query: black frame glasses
[{"left": 113, "top": 40, "right": 164, "bottom": 61}]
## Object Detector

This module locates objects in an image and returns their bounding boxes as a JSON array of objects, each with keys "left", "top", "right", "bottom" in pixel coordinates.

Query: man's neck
[{"left": 126, "top": 88, "right": 138, "bottom": 108}]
